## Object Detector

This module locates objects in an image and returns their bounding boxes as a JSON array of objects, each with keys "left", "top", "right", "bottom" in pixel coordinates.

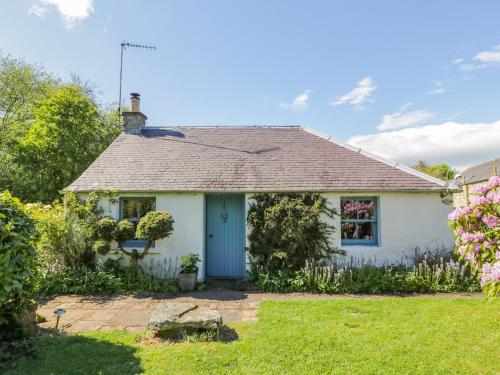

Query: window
[
  {"left": 120, "top": 197, "right": 156, "bottom": 247},
  {"left": 341, "top": 197, "right": 378, "bottom": 245}
]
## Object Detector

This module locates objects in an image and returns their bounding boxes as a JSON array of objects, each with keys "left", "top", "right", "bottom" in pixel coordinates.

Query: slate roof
[
  {"left": 460, "top": 158, "right": 500, "bottom": 185},
  {"left": 66, "top": 126, "right": 446, "bottom": 192}
]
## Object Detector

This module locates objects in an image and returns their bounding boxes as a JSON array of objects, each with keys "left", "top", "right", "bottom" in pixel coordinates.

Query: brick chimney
[{"left": 122, "top": 93, "right": 147, "bottom": 134}]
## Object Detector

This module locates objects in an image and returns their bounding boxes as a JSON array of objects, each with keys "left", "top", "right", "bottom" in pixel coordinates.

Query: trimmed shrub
[
  {"left": 247, "top": 193, "right": 344, "bottom": 271},
  {"left": 95, "top": 211, "right": 175, "bottom": 266},
  {"left": 136, "top": 211, "right": 174, "bottom": 242},
  {"left": 0, "top": 191, "right": 38, "bottom": 340}
]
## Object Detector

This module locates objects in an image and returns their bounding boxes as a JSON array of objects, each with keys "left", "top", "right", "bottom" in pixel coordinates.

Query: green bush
[
  {"left": 180, "top": 252, "right": 201, "bottom": 274},
  {"left": 249, "top": 257, "right": 481, "bottom": 294},
  {"left": 0, "top": 191, "right": 38, "bottom": 340},
  {"left": 27, "top": 191, "right": 117, "bottom": 271},
  {"left": 112, "top": 220, "right": 135, "bottom": 243},
  {"left": 247, "top": 193, "right": 344, "bottom": 271},
  {"left": 136, "top": 211, "right": 174, "bottom": 242},
  {"left": 96, "top": 216, "right": 116, "bottom": 242},
  {"left": 92, "top": 240, "right": 110, "bottom": 256},
  {"left": 36, "top": 258, "right": 179, "bottom": 295},
  {"left": 95, "top": 211, "right": 175, "bottom": 266}
]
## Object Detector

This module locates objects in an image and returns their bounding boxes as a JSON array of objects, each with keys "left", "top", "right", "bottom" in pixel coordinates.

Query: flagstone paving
[
  {"left": 37, "top": 291, "right": 263, "bottom": 333},
  {"left": 36, "top": 291, "right": 480, "bottom": 333}
]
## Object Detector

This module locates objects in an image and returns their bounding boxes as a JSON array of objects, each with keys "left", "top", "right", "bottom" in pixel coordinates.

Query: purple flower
[
  {"left": 480, "top": 262, "right": 500, "bottom": 286},
  {"left": 471, "top": 196, "right": 489, "bottom": 207},
  {"left": 488, "top": 175, "right": 500, "bottom": 187},
  {"left": 472, "top": 185, "right": 491, "bottom": 194},
  {"left": 488, "top": 191, "right": 500, "bottom": 204},
  {"left": 482, "top": 215, "right": 498, "bottom": 229},
  {"left": 461, "top": 232, "right": 475, "bottom": 243},
  {"left": 464, "top": 252, "right": 475, "bottom": 261}
]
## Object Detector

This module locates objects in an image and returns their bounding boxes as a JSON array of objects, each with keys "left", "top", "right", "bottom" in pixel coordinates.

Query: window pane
[
  {"left": 341, "top": 222, "right": 375, "bottom": 240},
  {"left": 121, "top": 198, "right": 156, "bottom": 244},
  {"left": 341, "top": 199, "right": 359, "bottom": 220},
  {"left": 139, "top": 199, "right": 155, "bottom": 216},
  {"left": 357, "top": 222, "right": 374, "bottom": 240},
  {"left": 341, "top": 222, "right": 357, "bottom": 239},
  {"left": 358, "top": 199, "right": 375, "bottom": 220},
  {"left": 122, "top": 200, "right": 138, "bottom": 221}
]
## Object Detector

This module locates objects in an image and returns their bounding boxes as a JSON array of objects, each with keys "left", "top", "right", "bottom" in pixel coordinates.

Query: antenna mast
[{"left": 118, "top": 41, "right": 157, "bottom": 114}]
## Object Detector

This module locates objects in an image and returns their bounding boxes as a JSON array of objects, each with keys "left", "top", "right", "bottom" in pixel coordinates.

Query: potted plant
[{"left": 178, "top": 252, "right": 201, "bottom": 291}]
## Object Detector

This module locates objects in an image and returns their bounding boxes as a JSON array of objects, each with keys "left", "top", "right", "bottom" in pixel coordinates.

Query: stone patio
[{"left": 37, "top": 291, "right": 263, "bottom": 333}]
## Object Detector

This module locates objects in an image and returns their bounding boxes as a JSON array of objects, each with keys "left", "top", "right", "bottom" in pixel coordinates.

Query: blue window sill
[
  {"left": 121, "top": 240, "right": 155, "bottom": 249},
  {"left": 341, "top": 241, "right": 379, "bottom": 247}
]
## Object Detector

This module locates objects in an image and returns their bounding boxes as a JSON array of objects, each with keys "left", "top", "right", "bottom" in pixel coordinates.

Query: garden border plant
[
  {"left": 0, "top": 191, "right": 39, "bottom": 341},
  {"left": 246, "top": 192, "right": 481, "bottom": 294},
  {"left": 448, "top": 175, "right": 500, "bottom": 298}
]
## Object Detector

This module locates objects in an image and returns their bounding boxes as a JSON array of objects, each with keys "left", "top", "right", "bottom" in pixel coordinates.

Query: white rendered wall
[
  {"left": 323, "top": 192, "right": 454, "bottom": 264},
  {"left": 89, "top": 190, "right": 453, "bottom": 280},
  {"left": 94, "top": 192, "right": 206, "bottom": 281},
  {"left": 245, "top": 192, "right": 454, "bottom": 267}
]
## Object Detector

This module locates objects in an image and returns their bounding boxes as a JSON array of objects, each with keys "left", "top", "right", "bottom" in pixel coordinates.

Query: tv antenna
[{"left": 118, "top": 41, "right": 157, "bottom": 114}]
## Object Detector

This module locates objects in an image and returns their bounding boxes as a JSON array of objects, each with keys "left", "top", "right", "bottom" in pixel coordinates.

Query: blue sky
[{"left": 1, "top": 1, "right": 500, "bottom": 169}]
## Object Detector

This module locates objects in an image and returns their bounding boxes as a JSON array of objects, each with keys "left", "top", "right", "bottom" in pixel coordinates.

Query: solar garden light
[{"left": 54, "top": 308, "right": 65, "bottom": 329}]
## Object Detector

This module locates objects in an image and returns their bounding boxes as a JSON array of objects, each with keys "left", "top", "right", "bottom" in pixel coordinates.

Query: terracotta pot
[{"left": 178, "top": 272, "right": 197, "bottom": 291}]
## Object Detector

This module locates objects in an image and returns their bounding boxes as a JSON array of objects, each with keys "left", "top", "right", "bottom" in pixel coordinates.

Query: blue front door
[{"left": 206, "top": 194, "right": 245, "bottom": 277}]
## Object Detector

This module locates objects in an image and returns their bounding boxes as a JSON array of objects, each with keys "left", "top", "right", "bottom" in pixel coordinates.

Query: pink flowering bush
[{"left": 449, "top": 176, "right": 500, "bottom": 298}]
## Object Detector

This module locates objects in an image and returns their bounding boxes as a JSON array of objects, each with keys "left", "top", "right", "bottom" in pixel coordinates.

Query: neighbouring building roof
[
  {"left": 66, "top": 126, "right": 446, "bottom": 193},
  {"left": 460, "top": 158, "right": 500, "bottom": 185}
]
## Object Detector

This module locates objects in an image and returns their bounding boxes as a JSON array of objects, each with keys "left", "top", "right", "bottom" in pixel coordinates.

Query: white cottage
[{"left": 66, "top": 94, "right": 454, "bottom": 280}]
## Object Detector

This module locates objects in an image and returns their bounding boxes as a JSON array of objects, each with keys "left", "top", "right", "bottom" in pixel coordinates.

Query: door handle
[{"left": 208, "top": 234, "right": 213, "bottom": 238}]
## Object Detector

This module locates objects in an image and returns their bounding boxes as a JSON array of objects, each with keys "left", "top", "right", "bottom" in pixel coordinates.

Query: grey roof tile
[{"left": 66, "top": 126, "right": 444, "bottom": 192}]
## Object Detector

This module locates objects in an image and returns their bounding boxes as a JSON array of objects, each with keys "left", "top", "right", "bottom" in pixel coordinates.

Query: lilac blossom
[{"left": 482, "top": 215, "right": 498, "bottom": 229}]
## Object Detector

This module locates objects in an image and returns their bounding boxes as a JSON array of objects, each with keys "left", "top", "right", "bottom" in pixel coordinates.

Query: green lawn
[{"left": 5, "top": 297, "right": 499, "bottom": 375}]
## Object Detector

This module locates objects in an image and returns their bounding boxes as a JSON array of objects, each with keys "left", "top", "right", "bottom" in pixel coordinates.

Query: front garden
[{"left": 5, "top": 297, "right": 499, "bottom": 375}]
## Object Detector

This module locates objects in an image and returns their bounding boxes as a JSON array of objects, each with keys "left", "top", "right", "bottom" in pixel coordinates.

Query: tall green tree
[
  {"left": 17, "top": 86, "right": 120, "bottom": 201},
  {"left": 412, "top": 161, "right": 457, "bottom": 181},
  {"left": 0, "top": 54, "right": 56, "bottom": 136},
  {"left": 0, "top": 53, "right": 120, "bottom": 202}
]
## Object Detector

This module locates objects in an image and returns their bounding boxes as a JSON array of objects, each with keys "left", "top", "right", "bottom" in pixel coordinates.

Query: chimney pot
[
  {"left": 122, "top": 92, "right": 147, "bottom": 134},
  {"left": 130, "top": 92, "right": 140, "bottom": 112}
]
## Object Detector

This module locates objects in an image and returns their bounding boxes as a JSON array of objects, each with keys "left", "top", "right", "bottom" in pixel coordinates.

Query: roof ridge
[
  {"left": 301, "top": 126, "right": 450, "bottom": 189},
  {"left": 462, "top": 157, "right": 500, "bottom": 173},
  {"left": 144, "top": 125, "right": 303, "bottom": 129}
]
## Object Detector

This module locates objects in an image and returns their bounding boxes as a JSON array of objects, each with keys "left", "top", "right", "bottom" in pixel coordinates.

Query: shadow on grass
[
  {"left": 145, "top": 325, "right": 239, "bottom": 345},
  {"left": 4, "top": 330, "right": 142, "bottom": 375}
]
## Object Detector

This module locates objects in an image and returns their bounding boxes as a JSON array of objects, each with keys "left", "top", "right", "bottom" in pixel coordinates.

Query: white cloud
[
  {"left": 377, "top": 104, "right": 434, "bottom": 131},
  {"left": 452, "top": 57, "right": 486, "bottom": 72},
  {"left": 428, "top": 87, "right": 445, "bottom": 95},
  {"left": 474, "top": 44, "right": 500, "bottom": 63},
  {"left": 28, "top": 4, "right": 47, "bottom": 18},
  {"left": 28, "top": 0, "right": 94, "bottom": 29},
  {"left": 427, "top": 81, "right": 445, "bottom": 96},
  {"left": 279, "top": 90, "right": 311, "bottom": 111},
  {"left": 451, "top": 44, "right": 500, "bottom": 72},
  {"left": 329, "top": 76, "right": 376, "bottom": 108},
  {"left": 347, "top": 120, "right": 500, "bottom": 169}
]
